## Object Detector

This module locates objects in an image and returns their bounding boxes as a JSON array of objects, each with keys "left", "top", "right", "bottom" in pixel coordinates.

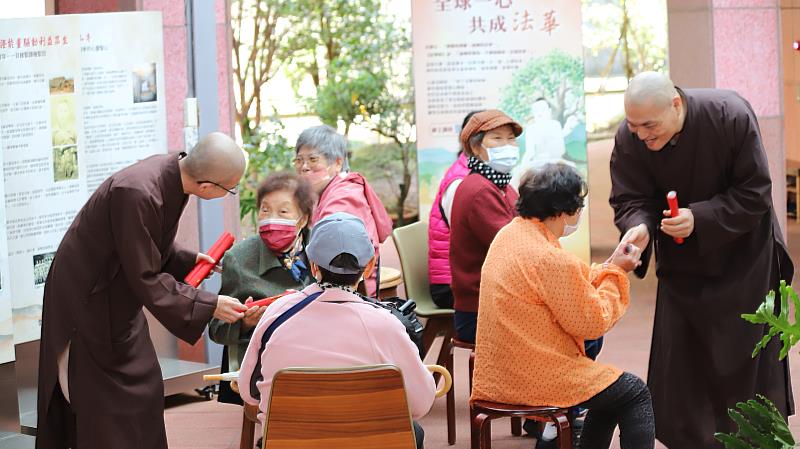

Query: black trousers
[
  {"left": 577, "top": 372, "right": 654, "bottom": 449},
  {"left": 413, "top": 420, "right": 425, "bottom": 448}
]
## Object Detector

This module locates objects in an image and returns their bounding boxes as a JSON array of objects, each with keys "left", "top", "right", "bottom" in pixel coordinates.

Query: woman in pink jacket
[
  {"left": 427, "top": 111, "right": 482, "bottom": 308},
  {"left": 293, "top": 125, "right": 393, "bottom": 297}
]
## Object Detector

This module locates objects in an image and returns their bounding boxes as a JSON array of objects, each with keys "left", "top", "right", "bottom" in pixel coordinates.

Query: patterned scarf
[
  {"left": 317, "top": 282, "right": 371, "bottom": 301},
  {"left": 279, "top": 237, "right": 309, "bottom": 283},
  {"left": 468, "top": 156, "right": 512, "bottom": 188}
]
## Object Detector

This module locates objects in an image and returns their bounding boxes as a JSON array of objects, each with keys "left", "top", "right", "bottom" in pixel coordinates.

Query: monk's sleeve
[
  {"left": 162, "top": 244, "right": 197, "bottom": 280},
  {"left": 110, "top": 186, "right": 218, "bottom": 344},
  {"left": 542, "top": 257, "right": 630, "bottom": 340},
  {"left": 609, "top": 133, "right": 660, "bottom": 278},
  {"left": 689, "top": 104, "right": 772, "bottom": 255},
  {"left": 208, "top": 251, "right": 246, "bottom": 346}
]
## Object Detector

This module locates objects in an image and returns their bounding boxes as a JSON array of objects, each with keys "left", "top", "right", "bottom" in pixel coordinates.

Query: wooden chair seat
[{"left": 471, "top": 400, "right": 572, "bottom": 449}]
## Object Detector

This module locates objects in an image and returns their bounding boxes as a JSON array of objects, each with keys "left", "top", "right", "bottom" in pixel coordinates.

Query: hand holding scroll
[
  {"left": 241, "top": 297, "right": 266, "bottom": 331},
  {"left": 195, "top": 253, "right": 222, "bottom": 277},
  {"left": 661, "top": 208, "right": 694, "bottom": 240},
  {"left": 214, "top": 295, "right": 247, "bottom": 324}
]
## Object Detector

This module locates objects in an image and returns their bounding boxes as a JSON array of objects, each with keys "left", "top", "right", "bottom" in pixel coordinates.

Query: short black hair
[
  {"left": 318, "top": 252, "right": 365, "bottom": 286},
  {"left": 516, "top": 164, "right": 587, "bottom": 220}
]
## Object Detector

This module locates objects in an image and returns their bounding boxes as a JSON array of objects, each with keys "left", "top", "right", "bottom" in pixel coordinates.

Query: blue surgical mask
[{"left": 483, "top": 144, "right": 519, "bottom": 173}]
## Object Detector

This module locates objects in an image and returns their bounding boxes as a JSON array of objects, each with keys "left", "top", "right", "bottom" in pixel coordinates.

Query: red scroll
[
  {"left": 245, "top": 290, "right": 297, "bottom": 309},
  {"left": 184, "top": 232, "right": 235, "bottom": 287},
  {"left": 666, "top": 191, "right": 684, "bottom": 245}
]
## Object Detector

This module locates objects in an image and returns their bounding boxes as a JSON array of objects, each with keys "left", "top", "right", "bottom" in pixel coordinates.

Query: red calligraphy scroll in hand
[
  {"left": 666, "top": 191, "right": 684, "bottom": 245},
  {"left": 245, "top": 290, "right": 298, "bottom": 309},
  {"left": 184, "top": 232, "right": 235, "bottom": 287}
]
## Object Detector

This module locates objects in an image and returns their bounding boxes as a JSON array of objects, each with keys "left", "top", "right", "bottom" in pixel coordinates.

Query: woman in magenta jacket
[
  {"left": 449, "top": 109, "right": 522, "bottom": 343},
  {"left": 427, "top": 111, "right": 482, "bottom": 309}
]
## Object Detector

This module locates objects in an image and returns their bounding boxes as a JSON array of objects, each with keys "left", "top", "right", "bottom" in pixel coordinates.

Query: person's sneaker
[{"left": 541, "top": 422, "right": 557, "bottom": 441}]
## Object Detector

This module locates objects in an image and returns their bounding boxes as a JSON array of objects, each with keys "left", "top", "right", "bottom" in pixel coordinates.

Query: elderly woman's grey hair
[{"left": 295, "top": 125, "right": 349, "bottom": 171}]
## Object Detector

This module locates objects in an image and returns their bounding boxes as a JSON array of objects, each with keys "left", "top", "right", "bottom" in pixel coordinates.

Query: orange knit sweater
[{"left": 471, "top": 217, "right": 630, "bottom": 408}]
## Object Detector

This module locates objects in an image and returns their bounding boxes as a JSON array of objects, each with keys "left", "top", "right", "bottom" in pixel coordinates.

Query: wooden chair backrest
[{"left": 263, "top": 365, "right": 416, "bottom": 449}]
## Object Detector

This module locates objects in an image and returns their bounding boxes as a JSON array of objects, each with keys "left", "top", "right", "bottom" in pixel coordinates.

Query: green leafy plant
[
  {"left": 741, "top": 281, "right": 800, "bottom": 361},
  {"left": 714, "top": 281, "right": 798, "bottom": 448},
  {"left": 715, "top": 395, "right": 795, "bottom": 449}
]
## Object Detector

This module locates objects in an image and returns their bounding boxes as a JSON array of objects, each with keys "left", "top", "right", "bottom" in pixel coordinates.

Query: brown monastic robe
[
  {"left": 610, "top": 88, "right": 794, "bottom": 448},
  {"left": 35, "top": 153, "right": 218, "bottom": 449}
]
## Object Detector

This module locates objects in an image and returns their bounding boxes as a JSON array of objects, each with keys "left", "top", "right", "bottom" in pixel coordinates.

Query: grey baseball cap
[{"left": 306, "top": 212, "right": 375, "bottom": 274}]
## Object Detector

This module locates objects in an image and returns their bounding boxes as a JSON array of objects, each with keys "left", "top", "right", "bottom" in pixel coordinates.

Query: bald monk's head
[
  {"left": 180, "top": 132, "right": 246, "bottom": 199},
  {"left": 623, "top": 71, "right": 685, "bottom": 152}
]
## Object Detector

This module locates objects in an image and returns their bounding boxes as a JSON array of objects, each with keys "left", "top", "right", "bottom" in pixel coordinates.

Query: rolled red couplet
[
  {"left": 246, "top": 290, "right": 297, "bottom": 309},
  {"left": 184, "top": 232, "right": 235, "bottom": 287},
  {"left": 666, "top": 191, "right": 684, "bottom": 245}
]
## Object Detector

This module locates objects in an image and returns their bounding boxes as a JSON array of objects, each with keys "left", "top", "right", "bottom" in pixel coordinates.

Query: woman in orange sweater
[{"left": 472, "top": 164, "right": 654, "bottom": 449}]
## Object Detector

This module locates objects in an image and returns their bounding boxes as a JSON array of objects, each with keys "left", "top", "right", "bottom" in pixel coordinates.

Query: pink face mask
[
  {"left": 303, "top": 167, "right": 332, "bottom": 185},
  {"left": 258, "top": 218, "right": 299, "bottom": 254}
]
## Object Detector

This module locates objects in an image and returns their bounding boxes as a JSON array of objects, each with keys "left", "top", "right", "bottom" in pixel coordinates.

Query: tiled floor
[{"left": 164, "top": 139, "right": 800, "bottom": 448}]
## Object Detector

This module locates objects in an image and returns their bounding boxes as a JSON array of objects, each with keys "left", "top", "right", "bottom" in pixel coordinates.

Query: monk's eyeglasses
[{"left": 197, "top": 180, "right": 239, "bottom": 195}]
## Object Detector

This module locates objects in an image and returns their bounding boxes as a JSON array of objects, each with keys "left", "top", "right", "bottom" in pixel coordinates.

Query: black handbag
[{"left": 364, "top": 296, "right": 425, "bottom": 359}]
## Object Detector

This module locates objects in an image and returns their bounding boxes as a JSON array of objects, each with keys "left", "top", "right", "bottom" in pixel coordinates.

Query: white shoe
[{"left": 541, "top": 422, "right": 557, "bottom": 441}]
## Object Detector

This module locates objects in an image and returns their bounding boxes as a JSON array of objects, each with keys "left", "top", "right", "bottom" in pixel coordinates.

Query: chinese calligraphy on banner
[
  {"left": 0, "top": 12, "right": 167, "bottom": 349},
  {"left": 412, "top": 0, "right": 590, "bottom": 261}
]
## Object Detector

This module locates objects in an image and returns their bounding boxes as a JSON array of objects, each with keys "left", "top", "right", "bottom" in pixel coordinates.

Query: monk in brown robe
[
  {"left": 610, "top": 72, "right": 794, "bottom": 448},
  {"left": 36, "top": 132, "right": 249, "bottom": 449}
]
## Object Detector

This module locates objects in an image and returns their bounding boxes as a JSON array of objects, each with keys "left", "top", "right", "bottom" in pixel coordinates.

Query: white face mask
[
  {"left": 562, "top": 210, "right": 582, "bottom": 237},
  {"left": 483, "top": 144, "right": 519, "bottom": 174}
]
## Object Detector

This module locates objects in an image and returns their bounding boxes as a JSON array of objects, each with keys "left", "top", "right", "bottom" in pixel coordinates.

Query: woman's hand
[
  {"left": 607, "top": 241, "right": 642, "bottom": 272},
  {"left": 241, "top": 297, "right": 266, "bottom": 332}
]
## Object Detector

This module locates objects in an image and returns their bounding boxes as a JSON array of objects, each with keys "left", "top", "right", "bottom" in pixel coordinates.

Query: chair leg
[
  {"left": 553, "top": 412, "right": 572, "bottom": 449},
  {"left": 511, "top": 417, "right": 522, "bottom": 436},
  {"left": 446, "top": 340, "right": 456, "bottom": 445},
  {"left": 422, "top": 316, "right": 445, "bottom": 356},
  {"left": 240, "top": 409, "right": 255, "bottom": 449},
  {"left": 468, "top": 351, "right": 475, "bottom": 394},
  {"left": 480, "top": 415, "right": 493, "bottom": 449},
  {"left": 437, "top": 321, "right": 453, "bottom": 368},
  {"left": 423, "top": 316, "right": 449, "bottom": 384},
  {"left": 471, "top": 411, "right": 491, "bottom": 449}
]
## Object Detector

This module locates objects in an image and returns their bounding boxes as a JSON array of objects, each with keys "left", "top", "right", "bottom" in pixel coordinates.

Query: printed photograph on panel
[
  {"left": 50, "top": 94, "right": 77, "bottom": 146},
  {"left": 132, "top": 62, "right": 157, "bottom": 103},
  {"left": 49, "top": 76, "right": 75, "bottom": 94},
  {"left": 33, "top": 251, "right": 56, "bottom": 286},
  {"left": 52, "top": 145, "right": 78, "bottom": 182}
]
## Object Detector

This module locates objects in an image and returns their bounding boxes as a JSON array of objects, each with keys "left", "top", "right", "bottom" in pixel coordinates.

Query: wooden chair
[
  {"left": 262, "top": 364, "right": 452, "bottom": 449},
  {"left": 470, "top": 400, "right": 571, "bottom": 449},
  {"left": 447, "top": 338, "right": 522, "bottom": 445},
  {"left": 240, "top": 403, "right": 259, "bottom": 449},
  {"left": 392, "top": 222, "right": 455, "bottom": 371}
]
